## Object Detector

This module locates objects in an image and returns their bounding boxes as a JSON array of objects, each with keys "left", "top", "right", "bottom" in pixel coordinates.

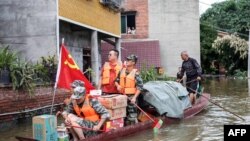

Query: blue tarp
[{"left": 143, "top": 81, "right": 191, "bottom": 118}]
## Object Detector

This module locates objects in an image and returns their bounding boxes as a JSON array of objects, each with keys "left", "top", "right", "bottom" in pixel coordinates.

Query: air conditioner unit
[
  {"left": 100, "top": 0, "right": 122, "bottom": 12},
  {"left": 100, "top": 0, "right": 109, "bottom": 5}
]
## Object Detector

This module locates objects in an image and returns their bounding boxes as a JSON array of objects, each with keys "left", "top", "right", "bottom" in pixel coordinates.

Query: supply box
[
  {"left": 104, "top": 118, "right": 124, "bottom": 131},
  {"left": 108, "top": 107, "right": 126, "bottom": 120},
  {"left": 33, "top": 115, "right": 57, "bottom": 141},
  {"left": 98, "top": 94, "right": 127, "bottom": 109}
]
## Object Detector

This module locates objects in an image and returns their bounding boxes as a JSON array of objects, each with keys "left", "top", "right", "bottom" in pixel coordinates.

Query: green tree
[
  {"left": 201, "top": 0, "right": 250, "bottom": 39},
  {"left": 212, "top": 34, "right": 248, "bottom": 74},
  {"left": 200, "top": 0, "right": 250, "bottom": 74},
  {"left": 200, "top": 24, "right": 218, "bottom": 74}
]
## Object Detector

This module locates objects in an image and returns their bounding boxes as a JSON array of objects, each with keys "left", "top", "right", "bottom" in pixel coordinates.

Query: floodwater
[
  {"left": 0, "top": 78, "right": 250, "bottom": 141},
  {"left": 119, "top": 78, "right": 250, "bottom": 141}
]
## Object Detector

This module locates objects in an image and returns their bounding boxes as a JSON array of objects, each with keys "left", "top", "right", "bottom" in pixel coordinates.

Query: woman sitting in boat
[
  {"left": 115, "top": 54, "right": 144, "bottom": 125},
  {"left": 60, "top": 86, "right": 110, "bottom": 140}
]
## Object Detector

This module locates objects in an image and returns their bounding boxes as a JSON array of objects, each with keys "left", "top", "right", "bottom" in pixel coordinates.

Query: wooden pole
[
  {"left": 248, "top": 30, "right": 250, "bottom": 78},
  {"left": 187, "top": 86, "right": 245, "bottom": 121},
  {"left": 248, "top": 30, "right": 250, "bottom": 96}
]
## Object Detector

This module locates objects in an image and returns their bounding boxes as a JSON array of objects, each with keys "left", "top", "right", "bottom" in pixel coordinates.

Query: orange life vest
[
  {"left": 119, "top": 68, "right": 137, "bottom": 94},
  {"left": 102, "top": 62, "right": 122, "bottom": 85},
  {"left": 73, "top": 95, "right": 100, "bottom": 122}
]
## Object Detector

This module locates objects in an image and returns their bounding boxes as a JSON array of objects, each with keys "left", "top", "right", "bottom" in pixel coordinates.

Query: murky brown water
[
  {"left": 1, "top": 78, "right": 250, "bottom": 141},
  {"left": 119, "top": 78, "right": 250, "bottom": 141}
]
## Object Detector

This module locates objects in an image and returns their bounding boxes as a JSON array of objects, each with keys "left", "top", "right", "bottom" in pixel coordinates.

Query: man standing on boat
[
  {"left": 115, "top": 54, "right": 143, "bottom": 125},
  {"left": 61, "top": 86, "right": 110, "bottom": 140},
  {"left": 177, "top": 51, "right": 202, "bottom": 105},
  {"left": 98, "top": 49, "right": 123, "bottom": 94}
]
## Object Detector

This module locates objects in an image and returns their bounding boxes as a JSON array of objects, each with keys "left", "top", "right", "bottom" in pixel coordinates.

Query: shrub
[
  {"left": 10, "top": 59, "right": 35, "bottom": 95},
  {"left": 0, "top": 45, "right": 17, "bottom": 70}
]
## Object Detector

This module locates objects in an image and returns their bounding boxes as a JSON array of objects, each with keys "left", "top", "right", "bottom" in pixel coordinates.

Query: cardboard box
[
  {"left": 108, "top": 107, "right": 126, "bottom": 120},
  {"left": 104, "top": 118, "right": 124, "bottom": 132},
  {"left": 98, "top": 94, "right": 127, "bottom": 109},
  {"left": 33, "top": 115, "right": 57, "bottom": 141}
]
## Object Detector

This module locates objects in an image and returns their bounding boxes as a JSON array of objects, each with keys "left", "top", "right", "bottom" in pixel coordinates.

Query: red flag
[{"left": 55, "top": 44, "right": 94, "bottom": 93}]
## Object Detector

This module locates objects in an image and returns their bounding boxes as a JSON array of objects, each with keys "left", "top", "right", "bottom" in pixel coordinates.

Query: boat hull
[
  {"left": 82, "top": 93, "right": 210, "bottom": 141},
  {"left": 15, "top": 93, "right": 210, "bottom": 141}
]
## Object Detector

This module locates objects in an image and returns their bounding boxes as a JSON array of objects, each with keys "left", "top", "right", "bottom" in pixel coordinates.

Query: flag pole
[
  {"left": 50, "top": 88, "right": 57, "bottom": 115},
  {"left": 50, "top": 38, "right": 64, "bottom": 115}
]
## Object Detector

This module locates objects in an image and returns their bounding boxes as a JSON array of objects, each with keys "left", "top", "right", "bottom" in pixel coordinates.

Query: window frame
[
  {"left": 121, "top": 15, "right": 127, "bottom": 34},
  {"left": 121, "top": 11, "right": 136, "bottom": 34}
]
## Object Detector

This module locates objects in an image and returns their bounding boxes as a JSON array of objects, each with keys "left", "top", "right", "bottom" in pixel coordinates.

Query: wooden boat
[
  {"left": 82, "top": 93, "right": 210, "bottom": 141},
  {"left": 16, "top": 93, "right": 210, "bottom": 141}
]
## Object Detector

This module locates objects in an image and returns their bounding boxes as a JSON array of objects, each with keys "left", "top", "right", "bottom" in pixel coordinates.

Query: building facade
[
  {"left": 0, "top": 0, "right": 123, "bottom": 126},
  {"left": 102, "top": 0, "right": 161, "bottom": 70},
  {"left": 59, "top": 0, "right": 122, "bottom": 84},
  {"left": 0, "top": 0, "right": 200, "bottom": 78},
  {"left": 0, "top": 0, "right": 123, "bottom": 84},
  {"left": 148, "top": 0, "right": 200, "bottom": 76},
  {"left": 119, "top": 0, "right": 200, "bottom": 76},
  {"left": 0, "top": 0, "right": 58, "bottom": 62}
]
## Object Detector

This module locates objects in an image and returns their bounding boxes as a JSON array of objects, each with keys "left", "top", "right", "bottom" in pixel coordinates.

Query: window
[{"left": 121, "top": 13, "right": 136, "bottom": 34}]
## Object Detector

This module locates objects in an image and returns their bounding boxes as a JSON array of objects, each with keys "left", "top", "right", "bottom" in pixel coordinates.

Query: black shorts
[{"left": 186, "top": 80, "right": 199, "bottom": 94}]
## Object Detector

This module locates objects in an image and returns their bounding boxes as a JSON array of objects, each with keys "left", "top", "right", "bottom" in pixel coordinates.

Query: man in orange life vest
[
  {"left": 98, "top": 49, "right": 123, "bottom": 94},
  {"left": 115, "top": 54, "right": 143, "bottom": 124},
  {"left": 61, "top": 86, "right": 110, "bottom": 140}
]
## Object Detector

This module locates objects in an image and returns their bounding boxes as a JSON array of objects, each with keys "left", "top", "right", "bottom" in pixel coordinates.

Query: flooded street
[
  {"left": 120, "top": 78, "right": 250, "bottom": 141},
  {"left": 1, "top": 78, "right": 250, "bottom": 141}
]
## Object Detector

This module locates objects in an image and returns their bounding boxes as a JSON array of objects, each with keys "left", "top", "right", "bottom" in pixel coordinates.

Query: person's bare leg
[
  {"left": 189, "top": 93, "right": 194, "bottom": 105},
  {"left": 68, "top": 128, "right": 79, "bottom": 141},
  {"left": 71, "top": 121, "right": 85, "bottom": 140},
  {"left": 193, "top": 93, "right": 197, "bottom": 104},
  {"left": 64, "top": 117, "right": 78, "bottom": 140},
  {"left": 68, "top": 114, "right": 85, "bottom": 140}
]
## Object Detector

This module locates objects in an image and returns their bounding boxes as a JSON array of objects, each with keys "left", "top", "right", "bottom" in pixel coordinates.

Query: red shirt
[{"left": 101, "top": 63, "right": 119, "bottom": 94}]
